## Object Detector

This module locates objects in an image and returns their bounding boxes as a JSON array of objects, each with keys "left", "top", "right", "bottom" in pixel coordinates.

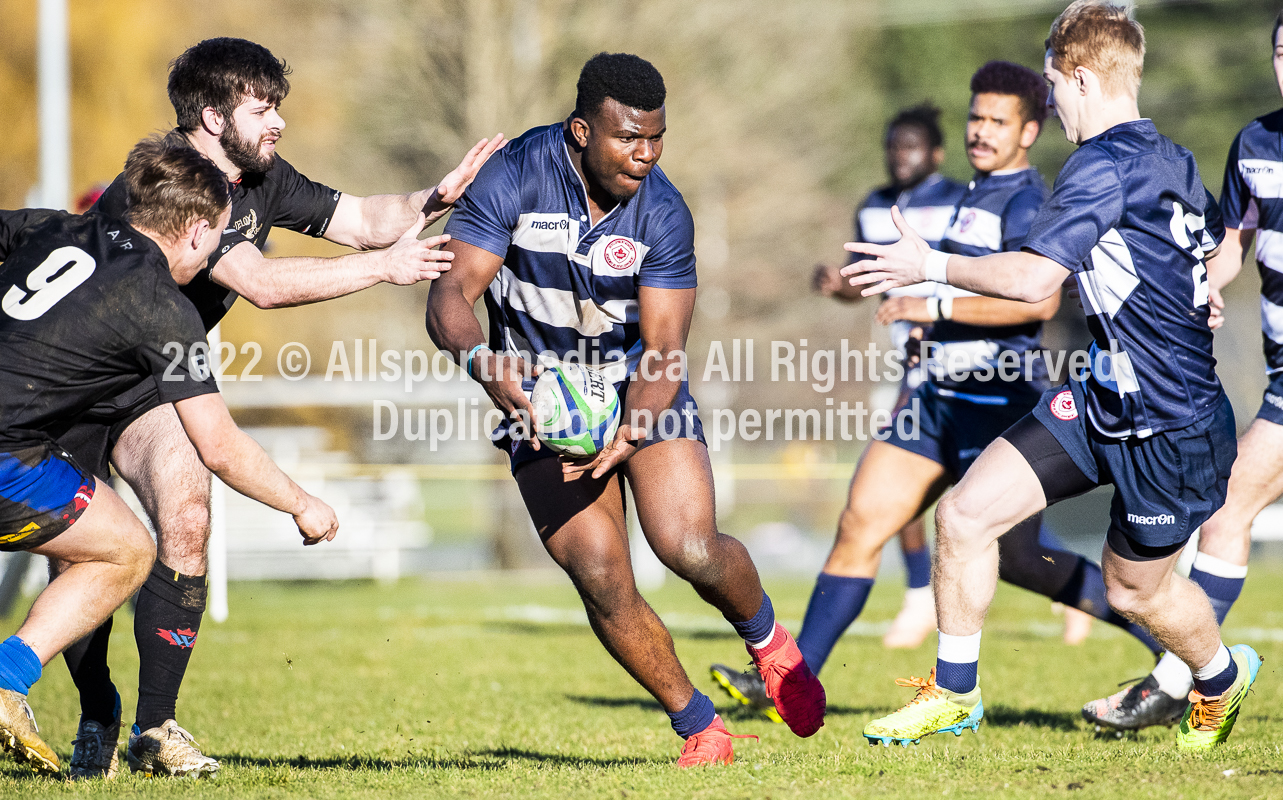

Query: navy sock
[
  {"left": 935, "top": 660, "right": 978, "bottom": 694},
  {"left": 796, "top": 573, "right": 874, "bottom": 674},
  {"left": 1054, "top": 558, "right": 1163, "bottom": 654},
  {"left": 728, "top": 593, "right": 775, "bottom": 646},
  {"left": 1194, "top": 657, "right": 1238, "bottom": 697},
  {"left": 668, "top": 689, "right": 716, "bottom": 738},
  {"left": 0, "top": 636, "right": 42, "bottom": 695},
  {"left": 1189, "top": 567, "right": 1244, "bottom": 626},
  {"left": 903, "top": 547, "right": 931, "bottom": 590}
]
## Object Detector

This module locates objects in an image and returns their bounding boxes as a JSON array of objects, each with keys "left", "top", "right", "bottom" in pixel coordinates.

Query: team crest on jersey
[
  {"left": 603, "top": 237, "right": 638, "bottom": 271},
  {"left": 157, "top": 628, "right": 198, "bottom": 648},
  {"left": 958, "top": 210, "right": 976, "bottom": 233},
  {"left": 232, "top": 208, "right": 262, "bottom": 240},
  {"left": 1050, "top": 390, "right": 1077, "bottom": 421}
]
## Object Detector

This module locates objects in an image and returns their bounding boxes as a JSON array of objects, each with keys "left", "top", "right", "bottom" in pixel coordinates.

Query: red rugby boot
[
  {"left": 749, "top": 624, "right": 826, "bottom": 737},
  {"left": 676, "top": 715, "right": 755, "bottom": 768}
]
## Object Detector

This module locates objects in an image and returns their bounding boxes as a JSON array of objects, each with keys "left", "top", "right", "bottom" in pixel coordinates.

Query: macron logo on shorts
[{"left": 1126, "top": 512, "right": 1175, "bottom": 526}]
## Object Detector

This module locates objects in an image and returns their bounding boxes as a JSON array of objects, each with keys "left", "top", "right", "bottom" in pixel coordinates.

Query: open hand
[
  {"left": 383, "top": 214, "right": 453, "bottom": 284},
  {"left": 840, "top": 206, "right": 930, "bottom": 296},
  {"left": 433, "top": 134, "right": 508, "bottom": 207}
]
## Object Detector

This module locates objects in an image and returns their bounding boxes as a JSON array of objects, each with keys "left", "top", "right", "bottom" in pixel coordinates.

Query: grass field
[{"left": 3, "top": 560, "right": 1283, "bottom": 799}]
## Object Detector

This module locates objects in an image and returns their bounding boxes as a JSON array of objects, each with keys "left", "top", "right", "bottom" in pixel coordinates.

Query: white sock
[
  {"left": 1151, "top": 651, "right": 1193, "bottom": 699},
  {"left": 937, "top": 630, "right": 982, "bottom": 664},
  {"left": 748, "top": 624, "right": 778, "bottom": 650},
  {"left": 1191, "top": 551, "right": 1248, "bottom": 579},
  {"left": 1194, "top": 644, "right": 1232, "bottom": 682}
]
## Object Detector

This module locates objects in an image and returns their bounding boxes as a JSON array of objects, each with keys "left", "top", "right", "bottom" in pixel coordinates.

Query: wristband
[
  {"left": 924, "top": 250, "right": 950, "bottom": 284},
  {"left": 940, "top": 296, "right": 954, "bottom": 320},
  {"left": 926, "top": 297, "right": 941, "bottom": 321},
  {"left": 466, "top": 344, "right": 492, "bottom": 381}
]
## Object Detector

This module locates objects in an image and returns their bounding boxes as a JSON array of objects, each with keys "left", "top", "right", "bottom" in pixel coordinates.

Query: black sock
[
  {"left": 133, "top": 561, "right": 207, "bottom": 732},
  {"left": 62, "top": 617, "right": 119, "bottom": 728}
]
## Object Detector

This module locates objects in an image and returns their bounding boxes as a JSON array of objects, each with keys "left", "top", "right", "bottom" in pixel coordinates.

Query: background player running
[
  {"left": 426, "top": 52, "right": 825, "bottom": 767},
  {"left": 0, "top": 138, "right": 337, "bottom": 774},
  {"left": 58, "top": 37, "right": 504, "bottom": 779},
  {"left": 812, "top": 103, "right": 966, "bottom": 650},
  {"left": 849, "top": 0, "right": 1259, "bottom": 753},
  {"left": 711, "top": 60, "right": 1161, "bottom": 722},
  {"left": 1082, "top": 7, "right": 1283, "bottom": 733}
]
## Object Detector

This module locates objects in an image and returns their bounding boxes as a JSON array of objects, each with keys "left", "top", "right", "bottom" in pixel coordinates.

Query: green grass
[{"left": 4, "top": 562, "right": 1283, "bottom": 798}]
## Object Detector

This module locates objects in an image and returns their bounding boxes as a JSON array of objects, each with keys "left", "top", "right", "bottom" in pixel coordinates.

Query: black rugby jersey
[
  {"left": 95, "top": 136, "right": 341, "bottom": 329},
  {"left": 0, "top": 210, "right": 218, "bottom": 449}
]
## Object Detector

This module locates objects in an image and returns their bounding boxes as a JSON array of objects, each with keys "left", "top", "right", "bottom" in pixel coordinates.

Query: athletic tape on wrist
[
  {"left": 925, "top": 250, "right": 950, "bottom": 284},
  {"left": 940, "top": 296, "right": 954, "bottom": 320},
  {"left": 926, "top": 297, "right": 941, "bottom": 321},
  {"left": 466, "top": 344, "right": 491, "bottom": 381}
]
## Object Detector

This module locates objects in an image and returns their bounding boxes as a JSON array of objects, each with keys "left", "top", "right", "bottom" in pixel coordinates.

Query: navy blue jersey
[
  {"left": 1024, "top": 119, "right": 1224, "bottom": 439},
  {"left": 1220, "top": 110, "right": 1283, "bottom": 375},
  {"left": 928, "top": 168, "right": 1051, "bottom": 400},
  {"left": 444, "top": 123, "right": 697, "bottom": 384}
]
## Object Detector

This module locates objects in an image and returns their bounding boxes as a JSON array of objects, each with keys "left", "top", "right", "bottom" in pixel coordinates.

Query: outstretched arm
[
  {"left": 173, "top": 393, "right": 337, "bottom": 545},
  {"left": 209, "top": 214, "right": 452, "bottom": 308},
  {"left": 323, "top": 135, "right": 507, "bottom": 249},
  {"left": 841, "top": 205, "right": 1069, "bottom": 304},
  {"left": 874, "top": 292, "right": 1061, "bottom": 327}
]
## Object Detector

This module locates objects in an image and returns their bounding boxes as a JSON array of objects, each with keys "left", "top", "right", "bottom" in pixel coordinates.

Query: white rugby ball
[{"left": 529, "top": 363, "right": 621, "bottom": 456}]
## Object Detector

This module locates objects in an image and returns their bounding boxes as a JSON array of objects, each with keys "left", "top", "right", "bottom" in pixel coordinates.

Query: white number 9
[{"left": 1, "top": 246, "right": 97, "bottom": 320}]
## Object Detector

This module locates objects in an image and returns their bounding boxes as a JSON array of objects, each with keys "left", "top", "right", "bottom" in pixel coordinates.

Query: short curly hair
[
  {"left": 575, "top": 53, "right": 666, "bottom": 119},
  {"left": 970, "top": 60, "right": 1048, "bottom": 126},
  {"left": 169, "top": 38, "right": 291, "bottom": 132},
  {"left": 888, "top": 103, "right": 945, "bottom": 150}
]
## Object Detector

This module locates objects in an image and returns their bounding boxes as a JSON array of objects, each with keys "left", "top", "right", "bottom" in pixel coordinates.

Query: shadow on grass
[
  {"left": 564, "top": 694, "right": 664, "bottom": 712},
  {"left": 218, "top": 749, "right": 658, "bottom": 772},
  {"left": 983, "top": 705, "right": 1080, "bottom": 731}
]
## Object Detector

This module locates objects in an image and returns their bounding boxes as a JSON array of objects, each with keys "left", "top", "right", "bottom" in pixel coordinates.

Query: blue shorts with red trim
[{"left": 0, "top": 443, "right": 96, "bottom": 551}]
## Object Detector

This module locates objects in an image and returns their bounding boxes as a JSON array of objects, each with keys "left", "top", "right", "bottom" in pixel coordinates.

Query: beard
[{"left": 220, "top": 118, "right": 277, "bottom": 174}]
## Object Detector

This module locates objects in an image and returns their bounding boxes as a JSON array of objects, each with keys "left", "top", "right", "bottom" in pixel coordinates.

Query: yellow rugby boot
[
  {"left": 1176, "top": 645, "right": 1262, "bottom": 752},
  {"left": 863, "top": 667, "right": 983, "bottom": 747}
]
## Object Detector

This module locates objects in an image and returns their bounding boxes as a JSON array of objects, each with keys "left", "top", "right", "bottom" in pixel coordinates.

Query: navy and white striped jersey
[
  {"left": 1220, "top": 109, "right": 1283, "bottom": 375},
  {"left": 928, "top": 168, "right": 1051, "bottom": 401},
  {"left": 444, "top": 124, "right": 696, "bottom": 384},
  {"left": 1024, "top": 119, "right": 1224, "bottom": 439}
]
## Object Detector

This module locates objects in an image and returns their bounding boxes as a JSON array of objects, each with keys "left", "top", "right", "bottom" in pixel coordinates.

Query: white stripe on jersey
[
  {"left": 1261, "top": 295, "right": 1283, "bottom": 345},
  {"left": 942, "top": 206, "right": 1003, "bottom": 251},
  {"left": 488, "top": 266, "right": 639, "bottom": 338},
  {"left": 859, "top": 205, "right": 958, "bottom": 244},
  {"left": 512, "top": 212, "right": 580, "bottom": 254},
  {"left": 1080, "top": 227, "right": 1139, "bottom": 318},
  {"left": 1255, "top": 229, "right": 1283, "bottom": 273},
  {"left": 1239, "top": 159, "right": 1283, "bottom": 199}
]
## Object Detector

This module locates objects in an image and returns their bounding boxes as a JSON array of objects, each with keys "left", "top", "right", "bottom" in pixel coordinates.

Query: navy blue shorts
[
  {"left": 1015, "top": 384, "right": 1237, "bottom": 553},
  {"left": 882, "top": 381, "right": 1040, "bottom": 479},
  {"left": 495, "top": 378, "right": 706, "bottom": 475},
  {"left": 0, "top": 443, "right": 97, "bottom": 551},
  {"left": 1257, "top": 371, "right": 1283, "bottom": 426}
]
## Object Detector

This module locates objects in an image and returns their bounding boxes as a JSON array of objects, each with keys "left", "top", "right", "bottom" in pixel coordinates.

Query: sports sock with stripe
[
  {"left": 133, "top": 561, "right": 207, "bottom": 732},
  {"left": 1192, "top": 643, "right": 1238, "bottom": 697},
  {"left": 668, "top": 689, "right": 716, "bottom": 738},
  {"left": 796, "top": 573, "right": 874, "bottom": 674},
  {"left": 729, "top": 592, "right": 776, "bottom": 649},
  {"left": 62, "top": 617, "right": 119, "bottom": 727},
  {"left": 1188, "top": 552, "right": 1247, "bottom": 625},
  {"left": 902, "top": 546, "right": 931, "bottom": 590},
  {"left": 0, "top": 636, "right": 41, "bottom": 695},
  {"left": 935, "top": 631, "right": 981, "bottom": 694}
]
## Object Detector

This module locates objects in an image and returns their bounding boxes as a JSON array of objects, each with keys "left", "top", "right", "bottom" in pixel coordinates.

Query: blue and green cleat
[
  {"left": 863, "top": 667, "right": 983, "bottom": 747},
  {"left": 1176, "top": 644, "right": 1262, "bottom": 752}
]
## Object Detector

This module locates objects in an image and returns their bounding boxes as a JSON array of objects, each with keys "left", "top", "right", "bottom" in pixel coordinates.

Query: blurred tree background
[{"left": 0, "top": 0, "right": 1277, "bottom": 427}]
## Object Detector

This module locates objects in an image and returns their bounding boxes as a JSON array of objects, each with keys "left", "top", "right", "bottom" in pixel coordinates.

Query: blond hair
[{"left": 1046, "top": 1, "right": 1145, "bottom": 98}]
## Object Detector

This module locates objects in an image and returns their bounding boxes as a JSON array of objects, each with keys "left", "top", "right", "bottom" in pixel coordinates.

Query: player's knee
[
  {"left": 1102, "top": 578, "right": 1152, "bottom": 619},
  {"left": 650, "top": 530, "right": 715, "bottom": 579},
  {"left": 122, "top": 532, "right": 158, "bottom": 587}
]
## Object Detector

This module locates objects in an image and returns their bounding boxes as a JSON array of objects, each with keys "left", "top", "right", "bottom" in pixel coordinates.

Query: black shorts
[
  {"left": 55, "top": 380, "right": 164, "bottom": 481},
  {"left": 0, "top": 443, "right": 97, "bottom": 551},
  {"left": 1002, "top": 384, "right": 1237, "bottom": 561},
  {"left": 882, "top": 381, "right": 1041, "bottom": 480}
]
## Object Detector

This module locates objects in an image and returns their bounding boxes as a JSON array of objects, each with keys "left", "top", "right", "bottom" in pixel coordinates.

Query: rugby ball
[{"left": 530, "top": 363, "right": 620, "bottom": 456}]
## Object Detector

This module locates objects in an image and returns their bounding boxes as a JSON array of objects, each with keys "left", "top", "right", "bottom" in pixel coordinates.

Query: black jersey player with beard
[{"left": 0, "top": 138, "right": 337, "bottom": 775}]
